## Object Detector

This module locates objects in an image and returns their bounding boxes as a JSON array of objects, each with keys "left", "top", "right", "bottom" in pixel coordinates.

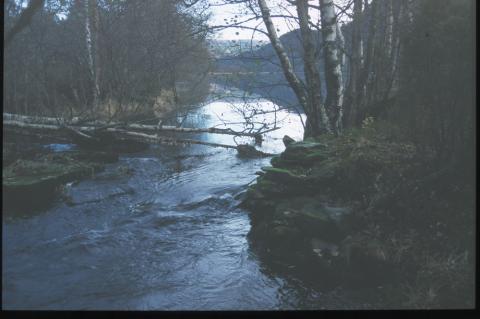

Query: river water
[{"left": 2, "top": 91, "right": 369, "bottom": 310}]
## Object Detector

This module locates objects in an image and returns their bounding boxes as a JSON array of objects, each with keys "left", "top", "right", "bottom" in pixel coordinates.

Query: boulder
[
  {"left": 261, "top": 166, "right": 308, "bottom": 184},
  {"left": 282, "top": 135, "right": 295, "bottom": 147},
  {"left": 248, "top": 178, "right": 291, "bottom": 197},
  {"left": 338, "top": 234, "right": 395, "bottom": 287},
  {"left": 3, "top": 153, "right": 105, "bottom": 213},
  {"left": 237, "top": 144, "right": 269, "bottom": 158},
  {"left": 276, "top": 141, "right": 330, "bottom": 166},
  {"left": 273, "top": 196, "right": 350, "bottom": 243}
]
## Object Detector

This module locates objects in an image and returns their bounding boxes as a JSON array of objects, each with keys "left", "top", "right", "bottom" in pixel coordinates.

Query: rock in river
[{"left": 3, "top": 151, "right": 112, "bottom": 214}]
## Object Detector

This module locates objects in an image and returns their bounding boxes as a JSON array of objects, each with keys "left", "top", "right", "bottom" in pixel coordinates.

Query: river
[{"left": 2, "top": 90, "right": 370, "bottom": 310}]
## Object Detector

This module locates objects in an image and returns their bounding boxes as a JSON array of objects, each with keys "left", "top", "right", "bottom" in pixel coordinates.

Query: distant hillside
[
  {"left": 213, "top": 30, "right": 321, "bottom": 108},
  {"left": 208, "top": 39, "right": 263, "bottom": 58},
  {"left": 212, "top": 15, "right": 368, "bottom": 108}
]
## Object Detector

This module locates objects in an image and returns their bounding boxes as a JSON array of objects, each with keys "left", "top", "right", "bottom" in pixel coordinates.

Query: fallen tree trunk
[
  {"left": 3, "top": 113, "right": 278, "bottom": 140},
  {"left": 110, "top": 129, "right": 274, "bottom": 157},
  {"left": 3, "top": 113, "right": 79, "bottom": 125},
  {"left": 3, "top": 119, "right": 97, "bottom": 133},
  {"left": 124, "top": 123, "right": 273, "bottom": 139},
  {"left": 106, "top": 128, "right": 239, "bottom": 149},
  {"left": 4, "top": 118, "right": 275, "bottom": 157}
]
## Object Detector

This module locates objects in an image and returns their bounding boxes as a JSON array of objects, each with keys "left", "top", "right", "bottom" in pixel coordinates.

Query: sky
[
  {"left": 208, "top": 0, "right": 301, "bottom": 40},
  {"left": 208, "top": 0, "right": 352, "bottom": 40},
  {"left": 19, "top": 0, "right": 351, "bottom": 41}
]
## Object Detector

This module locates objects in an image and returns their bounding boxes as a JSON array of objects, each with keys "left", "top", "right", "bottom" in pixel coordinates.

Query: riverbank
[
  {"left": 242, "top": 123, "right": 475, "bottom": 309},
  {"left": 2, "top": 129, "right": 149, "bottom": 215},
  {"left": 3, "top": 148, "right": 116, "bottom": 214}
]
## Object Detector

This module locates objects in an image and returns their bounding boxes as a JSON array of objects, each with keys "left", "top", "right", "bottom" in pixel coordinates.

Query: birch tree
[
  {"left": 319, "top": 0, "right": 344, "bottom": 133},
  {"left": 4, "top": 0, "right": 211, "bottom": 119},
  {"left": 345, "top": 0, "right": 363, "bottom": 126},
  {"left": 257, "top": 0, "right": 307, "bottom": 108},
  {"left": 295, "top": 0, "right": 331, "bottom": 135},
  {"left": 344, "top": 0, "right": 407, "bottom": 125},
  {"left": 256, "top": 0, "right": 342, "bottom": 136},
  {"left": 84, "top": 0, "right": 100, "bottom": 112}
]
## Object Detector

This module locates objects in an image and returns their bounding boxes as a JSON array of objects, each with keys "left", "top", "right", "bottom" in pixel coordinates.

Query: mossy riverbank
[
  {"left": 2, "top": 129, "right": 151, "bottom": 215},
  {"left": 3, "top": 150, "right": 119, "bottom": 214},
  {"left": 242, "top": 125, "right": 475, "bottom": 308}
]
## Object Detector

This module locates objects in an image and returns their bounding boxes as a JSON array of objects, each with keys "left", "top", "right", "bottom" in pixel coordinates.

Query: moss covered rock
[
  {"left": 276, "top": 141, "right": 330, "bottom": 167},
  {"left": 243, "top": 128, "right": 418, "bottom": 287},
  {"left": 275, "top": 196, "right": 350, "bottom": 243},
  {"left": 3, "top": 151, "right": 112, "bottom": 213}
]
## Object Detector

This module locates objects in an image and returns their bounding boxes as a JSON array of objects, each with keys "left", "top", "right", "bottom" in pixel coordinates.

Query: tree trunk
[
  {"left": 3, "top": 113, "right": 274, "bottom": 139},
  {"left": 3, "top": 120, "right": 275, "bottom": 156},
  {"left": 257, "top": 0, "right": 310, "bottom": 136},
  {"left": 319, "top": 0, "right": 344, "bottom": 134},
  {"left": 85, "top": 0, "right": 100, "bottom": 112},
  {"left": 5, "top": 0, "right": 45, "bottom": 47},
  {"left": 385, "top": 0, "right": 394, "bottom": 59},
  {"left": 295, "top": 0, "right": 331, "bottom": 136},
  {"left": 345, "top": 0, "right": 363, "bottom": 127},
  {"left": 355, "top": 0, "right": 378, "bottom": 125},
  {"left": 336, "top": 23, "right": 346, "bottom": 74},
  {"left": 92, "top": 0, "right": 101, "bottom": 110}
]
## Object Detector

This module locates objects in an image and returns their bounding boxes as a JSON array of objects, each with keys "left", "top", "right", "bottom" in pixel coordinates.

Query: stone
[
  {"left": 282, "top": 135, "right": 295, "bottom": 147},
  {"left": 280, "top": 141, "right": 329, "bottom": 165},
  {"left": 308, "top": 160, "right": 341, "bottom": 184},
  {"left": 261, "top": 166, "right": 307, "bottom": 184},
  {"left": 3, "top": 153, "right": 105, "bottom": 213},
  {"left": 251, "top": 178, "right": 289, "bottom": 196},
  {"left": 311, "top": 238, "right": 340, "bottom": 257},
  {"left": 237, "top": 144, "right": 269, "bottom": 158},
  {"left": 272, "top": 196, "right": 351, "bottom": 243}
]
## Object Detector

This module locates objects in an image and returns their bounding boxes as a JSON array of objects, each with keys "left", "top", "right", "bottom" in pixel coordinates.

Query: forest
[{"left": 2, "top": 0, "right": 476, "bottom": 311}]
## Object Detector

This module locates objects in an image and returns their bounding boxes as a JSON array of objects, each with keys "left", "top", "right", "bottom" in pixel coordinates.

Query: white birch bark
[
  {"left": 92, "top": 0, "right": 101, "bottom": 106},
  {"left": 2, "top": 113, "right": 274, "bottom": 138},
  {"left": 257, "top": 0, "right": 309, "bottom": 130},
  {"left": 3, "top": 120, "right": 275, "bottom": 155},
  {"left": 385, "top": 0, "right": 394, "bottom": 59},
  {"left": 406, "top": 0, "right": 414, "bottom": 24},
  {"left": 336, "top": 23, "right": 346, "bottom": 71},
  {"left": 385, "top": 0, "right": 402, "bottom": 98},
  {"left": 354, "top": 0, "right": 364, "bottom": 67},
  {"left": 296, "top": 0, "right": 331, "bottom": 135},
  {"left": 85, "top": 0, "right": 99, "bottom": 111},
  {"left": 319, "top": 0, "right": 344, "bottom": 134}
]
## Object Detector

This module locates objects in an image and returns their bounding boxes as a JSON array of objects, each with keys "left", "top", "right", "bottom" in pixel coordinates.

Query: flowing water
[{"left": 3, "top": 90, "right": 369, "bottom": 310}]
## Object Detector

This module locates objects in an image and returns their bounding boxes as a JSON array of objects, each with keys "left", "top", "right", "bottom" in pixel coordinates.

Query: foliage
[
  {"left": 245, "top": 121, "right": 475, "bottom": 308},
  {"left": 3, "top": 0, "right": 212, "bottom": 120},
  {"left": 393, "top": 0, "right": 475, "bottom": 163}
]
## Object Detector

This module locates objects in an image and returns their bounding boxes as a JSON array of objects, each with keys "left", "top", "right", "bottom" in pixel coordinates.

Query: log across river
[
  {"left": 3, "top": 113, "right": 279, "bottom": 157},
  {"left": 2, "top": 92, "right": 373, "bottom": 309}
]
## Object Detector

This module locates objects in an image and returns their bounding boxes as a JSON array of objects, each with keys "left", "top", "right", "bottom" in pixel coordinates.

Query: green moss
[
  {"left": 304, "top": 149, "right": 329, "bottom": 161},
  {"left": 270, "top": 156, "right": 281, "bottom": 167},
  {"left": 3, "top": 153, "right": 110, "bottom": 213},
  {"left": 262, "top": 166, "right": 306, "bottom": 177},
  {"left": 244, "top": 122, "right": 474, "bottom": 308},
  {"left": 3, "top": 159, "right": 101, "bottom": 188},
  {"left": 281, "top": 141, "right": 329, "bottom": 163},
  {"left": 275, "top": 197, "right": 330, "bottom": 222},
  {"left": 253, "top": 178, "right": 280, "bottom": 194}
]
